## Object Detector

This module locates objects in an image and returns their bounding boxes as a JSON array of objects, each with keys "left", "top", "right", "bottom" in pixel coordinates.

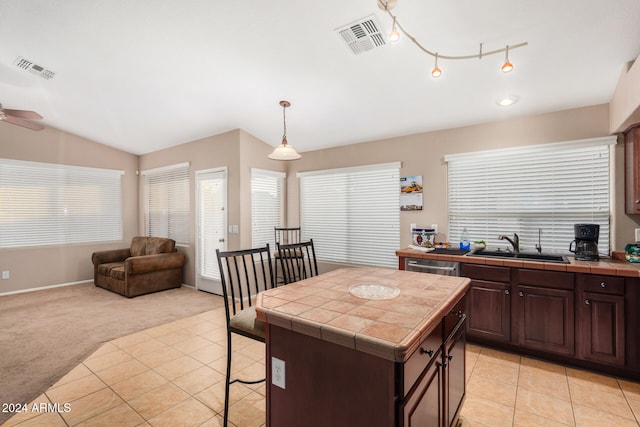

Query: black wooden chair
[
  {"left": 277, "top": 239, "right": 319, "bottom": 284},
  {"left": 274, "top": 227, "right": 301, "bottom": 284},
  {"left": 215, "top": 245, "right": 275, "bottom": 427}
]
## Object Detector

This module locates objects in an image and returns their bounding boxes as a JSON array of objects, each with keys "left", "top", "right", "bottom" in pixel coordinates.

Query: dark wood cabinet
[
  {"left": 402, "top": 348, "right": 443, "bottom": 427},
  {"left": 624, "top": 125, "right": 640, "bottom": 214},
  {"left": 443, "top": 313, "right": 466, "bottom": 427},
  {"left": 515, "top": 285, "right": 575, "bottom": 356},
  {"left": 462, "top": 264, "right": 511, "bottom": 342},
  {"left": 513, "top": 269, "right": 575, "bottom": 356},
  {"left": 401, "top": 311, "right": 466, "bottom": 427},
  {"left": 577, "top": 274, "right": 625, "bottom": 366}
]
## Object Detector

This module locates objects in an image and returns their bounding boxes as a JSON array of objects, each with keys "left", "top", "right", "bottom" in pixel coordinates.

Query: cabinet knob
[
  {"left": 585, "top": 299, "right": 591, "bottom": 305},
  {"left": 419, "top": 348, "right": 434, "bottom": 357},
  {"left": 600, "top": 282, "right": 606, "bottom": 288},
  {"left": 505, "top": 290, "right": 510, "bottom": 295},
  {"left": 636, "top": 200, "right": 640, "bottom": 204},
  {"left": 447, "top": 354, "right": 453, "bottom": 361},
  {"left": 518, "top": 291, "right": 524, "bottom": 297}
]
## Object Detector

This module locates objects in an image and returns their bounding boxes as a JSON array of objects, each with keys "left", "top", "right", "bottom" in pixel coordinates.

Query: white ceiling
[{"left": 0, "top": 0, "right": 639, "bottom": 155}]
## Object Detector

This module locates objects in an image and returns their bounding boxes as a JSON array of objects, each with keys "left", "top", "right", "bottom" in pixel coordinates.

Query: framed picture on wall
[{"left": 400, "top": 175, "right": 423, "bottom": 211}]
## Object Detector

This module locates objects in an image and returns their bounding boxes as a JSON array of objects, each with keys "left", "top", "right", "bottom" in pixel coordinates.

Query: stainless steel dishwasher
[{"left": 405, "top": 258, "right": 460, "bottom": 276}]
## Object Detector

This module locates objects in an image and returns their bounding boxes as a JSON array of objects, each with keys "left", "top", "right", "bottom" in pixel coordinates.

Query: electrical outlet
[
  {"left": 410, "top": 223, "right": 416, "bottom": 232},
  {"left": 271, "top": 357, "right": 285, "bottom": 389},
  {"left": 635, "top": 228, "right": 640, "bottom": 242},
  {"left": 431, "top": 224, "right": 438, "bottom": 234},
  {"left": 1, "top": 271, "right": 9, "bottom": 280}
]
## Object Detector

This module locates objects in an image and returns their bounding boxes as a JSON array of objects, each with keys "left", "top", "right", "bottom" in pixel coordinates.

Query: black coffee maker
[{"left": 569, "top": 224, "right": 599, "bottom": 261}]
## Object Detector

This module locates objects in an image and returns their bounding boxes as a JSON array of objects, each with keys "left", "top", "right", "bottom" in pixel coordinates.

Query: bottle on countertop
[{"left": 459, "top": 228, "right": 471, "bottom": 251}]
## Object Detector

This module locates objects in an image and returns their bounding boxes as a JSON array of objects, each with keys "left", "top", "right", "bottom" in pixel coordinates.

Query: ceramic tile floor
[{"left": 3, "top": 305, "right": 640, "bottom": 427}]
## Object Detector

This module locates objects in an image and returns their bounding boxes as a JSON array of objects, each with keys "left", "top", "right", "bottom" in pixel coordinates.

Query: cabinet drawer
[
  {"left": 461, "top": 264, "right": 511, "bottom": 283},
  {"left": 403, "top": 324, "right": 442, "bottom": 397},
  {"left": 582, "top": 275, "right": 624, "bottom": 295},
  {"left": 516, "top": 269, "right": 574, "bottom": 290}
]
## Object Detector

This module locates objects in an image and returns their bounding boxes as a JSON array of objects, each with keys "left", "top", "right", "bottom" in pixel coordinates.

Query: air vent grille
[
  {"left": 336, "top": 15, "right": 386, "bottom": 55},
  {"left": 15, "top": 57, "right": 56, "bottom": 80}
]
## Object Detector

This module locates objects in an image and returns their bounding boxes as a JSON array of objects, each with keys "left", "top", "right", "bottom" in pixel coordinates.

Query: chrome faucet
[{"left": 499, "top": 233, "right": 520, "bottom": 253}]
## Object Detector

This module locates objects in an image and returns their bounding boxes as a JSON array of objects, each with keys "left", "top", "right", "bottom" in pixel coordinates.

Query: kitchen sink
[{"left": 466, "top": 250, "right": 570, "bottom": 264}]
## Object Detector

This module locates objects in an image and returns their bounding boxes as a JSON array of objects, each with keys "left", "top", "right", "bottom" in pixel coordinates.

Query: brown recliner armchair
[{"left": 91, "top": 236, "right": 186, "bottom": 298}]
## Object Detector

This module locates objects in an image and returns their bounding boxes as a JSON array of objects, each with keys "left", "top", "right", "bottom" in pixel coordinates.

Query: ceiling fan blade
[
  {"left": 2, "top": 108, "right": 42, "bottom": 120},
  {"left": 1, "top": 115, "right": 45, "bottom": 131}
]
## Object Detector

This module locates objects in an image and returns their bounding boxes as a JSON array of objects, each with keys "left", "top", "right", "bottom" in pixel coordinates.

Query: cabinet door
[
  {"left": 578, "top": 292, "right": 625, "bottom": 366},
  {"left": 625, "top": 126, "right": 640, "bottom": 214},
  {"left": 444, "top": 316, "right": 466, "bottom": 427},
  {"left": 516, "top": 285, "right": 575, "bottom": 356},
  {"left": 466, "top": 280, "right": 511, "bottom": 342},
  {"left": 402, "top": 356, "right": 442, "bottom": 427}
]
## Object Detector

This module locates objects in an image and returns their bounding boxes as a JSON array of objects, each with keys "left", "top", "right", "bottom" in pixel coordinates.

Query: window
[
  {"left": 298, "top": 162, "right": 400, "bottom": 268},
  {"left": 251, "top": 169, "right": 285, "bottom": 248},
  {"left": 445, "top": 137, "right": 615, "bottom": 255},
  {"left": 142, "top": 162, "right": 190, "bottom": 245},
  {"left": 0, "top": 158, "right": 123, "bottom": 248}
]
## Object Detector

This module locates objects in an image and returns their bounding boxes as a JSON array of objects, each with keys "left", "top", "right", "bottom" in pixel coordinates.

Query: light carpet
[{"left": 0, "top": 283, "right": 223, "bottom": 425}]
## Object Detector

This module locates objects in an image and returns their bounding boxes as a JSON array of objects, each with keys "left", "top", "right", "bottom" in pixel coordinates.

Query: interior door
[{"left": 195, "top": 168, "right": 227, "bottom": 295}]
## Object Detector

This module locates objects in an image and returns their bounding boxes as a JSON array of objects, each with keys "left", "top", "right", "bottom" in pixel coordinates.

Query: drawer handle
[
  {"left": 585, "top": 299, "right": 591, "bottom": 305},
  {"left": 600, "top": 282, "right": 607, "bottom": 288},
  {"left": 419, "top": 348, "right": 434, "bottom": 357},
  {"left": 519, "top": 291, "right": 524, "bottom": 297}
]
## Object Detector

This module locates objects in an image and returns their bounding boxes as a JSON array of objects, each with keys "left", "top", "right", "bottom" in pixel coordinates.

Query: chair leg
[{"left": 223, "top": 331, "right": 232, "bottom": 427}]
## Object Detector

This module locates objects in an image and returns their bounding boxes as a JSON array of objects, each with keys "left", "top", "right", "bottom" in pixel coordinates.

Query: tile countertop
[
  {"left": 396, "top": 248, "right": 640, "bottom": 277},
  {"left": 255, "top": 267, "right": 470, "bottom": 363}
]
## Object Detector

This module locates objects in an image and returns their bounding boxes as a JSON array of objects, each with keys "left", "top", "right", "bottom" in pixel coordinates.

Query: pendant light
[
  {"left": 501, "top": 45, "right": 513, "bottom": 73},
  {"left": 268, "top": 100, "right": 301, "bottom": 161}
]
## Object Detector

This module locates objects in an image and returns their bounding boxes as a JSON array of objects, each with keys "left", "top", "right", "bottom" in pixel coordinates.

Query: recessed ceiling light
[{"left": 497, "top": 95, "right": 519, "bottom": 107}]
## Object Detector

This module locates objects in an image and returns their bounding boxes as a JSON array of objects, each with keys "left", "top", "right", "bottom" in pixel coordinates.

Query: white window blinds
[
  {"left": 0, "top": 158, "right": 123, "bottom": 248},
  {"left": 298, "top": 162, "right": 400, "bottom": 268},
  {"left": 251, "top": 169, "right": 285, "bottom": 249},
  {"left": 142, "top": 162, "right": 190, "bottom": 245},
  {"left": 445, "top": 137, "right": 615, "bottom": 256}
]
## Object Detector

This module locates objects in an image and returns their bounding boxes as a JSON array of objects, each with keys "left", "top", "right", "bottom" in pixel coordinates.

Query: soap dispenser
[{"left": 459, "top": 228, "right": 470, "bottom": 251}]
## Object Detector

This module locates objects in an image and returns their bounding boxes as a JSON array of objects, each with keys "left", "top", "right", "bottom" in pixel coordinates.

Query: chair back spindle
[{"left": 277, "top": 239, "right": 319, "bottom": 285}]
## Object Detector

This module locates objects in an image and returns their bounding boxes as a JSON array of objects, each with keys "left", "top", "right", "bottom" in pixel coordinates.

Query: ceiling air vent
[
  {"left": 335, "top": 15, "right": 386, "bottom": 55},
  {"left": 15, "top": 57, "right": 56, "bottom": 80}
]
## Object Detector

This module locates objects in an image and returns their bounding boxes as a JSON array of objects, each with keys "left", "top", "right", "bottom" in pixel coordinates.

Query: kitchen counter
[
  {"left": 255, "top": 267, "right": 470, "bottom": 362},
  {"left": 396, "top": 248, "right": 640, "bottom": 277}
]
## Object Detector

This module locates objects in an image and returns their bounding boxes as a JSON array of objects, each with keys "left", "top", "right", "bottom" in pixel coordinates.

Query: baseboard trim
[{"left": 0, "top": 280, "right": 93, "bottom": 296}]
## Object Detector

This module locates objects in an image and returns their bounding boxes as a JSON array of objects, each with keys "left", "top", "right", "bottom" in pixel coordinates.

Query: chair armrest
[
  {"left": 92, "top": 248, "right": 131, "bottom": 266},
  {"left": 126, "top": 252, "right": 186, "bottom": 275}
]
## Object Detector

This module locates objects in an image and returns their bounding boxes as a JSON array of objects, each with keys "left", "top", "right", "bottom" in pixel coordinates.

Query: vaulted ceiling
[{"left": 1, "top": 0, "right": 639, "bottom": 155}]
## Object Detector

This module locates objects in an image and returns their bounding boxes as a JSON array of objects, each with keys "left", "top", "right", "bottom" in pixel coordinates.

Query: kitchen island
[{"left": 255, "top": 267, "right": 470, "bottom": 427}]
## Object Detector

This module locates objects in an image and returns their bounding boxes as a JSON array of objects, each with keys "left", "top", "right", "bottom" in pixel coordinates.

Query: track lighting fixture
[
  {"left": 268, "top": 100, "right": 301, "bottom": 161},
  {"left": 431, "top": 53, "right": 441, "bottom": 78},
  {"left": 388, "top": 16, "right": 400, "bottom": 42},
  {"left": 377, "top": 0, "right": 527, "bottom": 77},
  {"left": 501, "top": 45, "right": 513, "bottom": 73}
]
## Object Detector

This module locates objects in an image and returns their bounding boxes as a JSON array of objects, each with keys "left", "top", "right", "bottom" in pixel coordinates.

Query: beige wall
[
  {"left": 287, "top": 104, "right": 640, "bottom": 252},
  {"left": 0, "top": 125, "right": 139, "bottom": 294},
  {"left": 4, "top": 102, "right": 640, "bottom": 294},
  {"left": 139, "top": 129, "right": 286, "bottom": 286}
]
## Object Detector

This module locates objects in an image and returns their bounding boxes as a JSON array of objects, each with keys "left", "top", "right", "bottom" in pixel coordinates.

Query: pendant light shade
[{"left": 268, "top": 100, "right": 301, "bottom": 161}]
